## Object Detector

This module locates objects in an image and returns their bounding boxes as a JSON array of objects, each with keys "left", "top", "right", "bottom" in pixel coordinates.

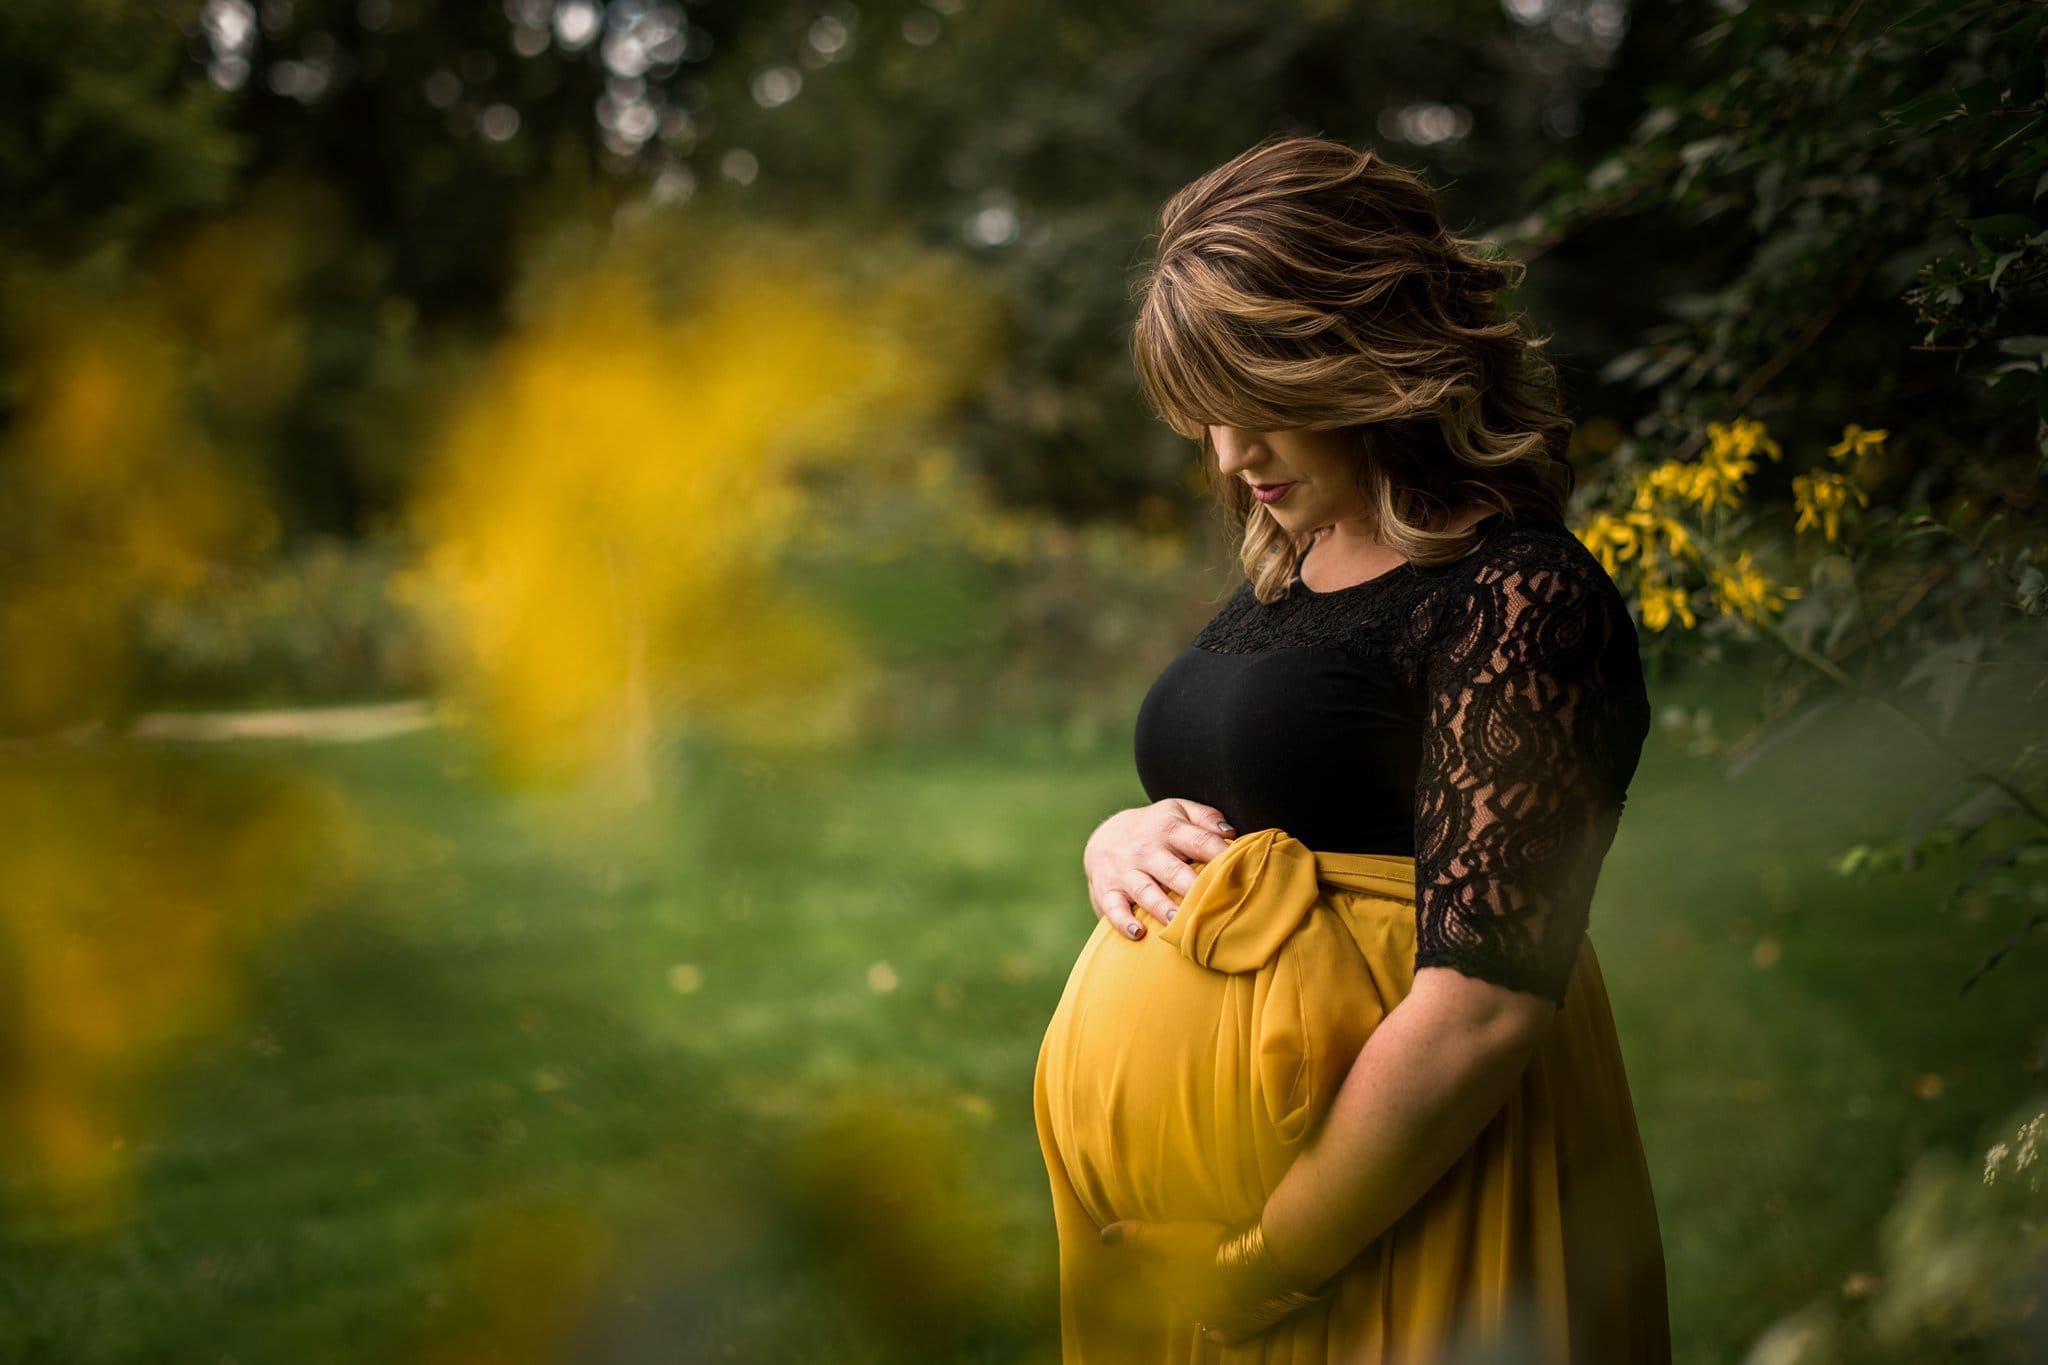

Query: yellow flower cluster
[
  {"left": 1577, "top": 508, "right": 1696, "bottom": 579},
  {"left": 1827, "top": 423, "right": 1887, "bottom": 463},
  {"left": 1788, "top": 425, "right": 1883, "bottom": 542},
  {"left": 1709, "top": 548, "right": 1799, "bottom": 623},
  {"left": 1575, "top": 417, "right": 1850, "bottom": 632},
  {"left": 1639, "top": 578, "right": 1697, "bottom": 631},
  {"left": 1697, "top": 415, "right": 1782, "bottom": 508},
  {"left": 1791, "top": 472, "right": 1870, "bottom": 542},
  {"left": 1577, "top": 503, "right": 1702, "bottom": 632},
  {"left": 1624, "top": 417, "right": 1779, "bottom": 510}
]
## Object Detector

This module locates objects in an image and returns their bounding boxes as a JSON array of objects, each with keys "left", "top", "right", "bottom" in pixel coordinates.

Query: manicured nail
[
  {"left": 1127, "top": 923, "right": 1142, "bottom": 939},
  {"left": 1165, "top": 910, "right": 1175, "bottom": 924}
]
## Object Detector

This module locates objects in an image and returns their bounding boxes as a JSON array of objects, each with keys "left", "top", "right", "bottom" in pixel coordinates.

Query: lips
[{"left": 1251, "top": 482, "right": 1294, "bottom": 503}]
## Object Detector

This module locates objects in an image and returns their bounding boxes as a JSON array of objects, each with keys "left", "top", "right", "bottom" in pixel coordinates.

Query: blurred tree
[
  {"left": 24, "top": 0, "right": 1654, "bottom": 536},
  {"left": 0, "top": 7, "right": 271, "bottom": 729},
  {"left": 5, "top": 0, "right": 1695, "bottom": 552},
  {"left": 0, "top": 0, "right": 239, "bottom": 276}
]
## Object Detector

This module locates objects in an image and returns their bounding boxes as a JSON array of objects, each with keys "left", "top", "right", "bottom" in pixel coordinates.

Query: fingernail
[
  {"left": 1127, "top": 923, "right": 1143, "bottom": 939},
  {"left": 1100, "top": 1224, "right": 1122, "bottom": 1246},
  {"left": 1165, "top": 909, "right": 1175, "bottom": 924},
  {"left": 1219, "top": 824, "right": 1236, "bottom": 835}
]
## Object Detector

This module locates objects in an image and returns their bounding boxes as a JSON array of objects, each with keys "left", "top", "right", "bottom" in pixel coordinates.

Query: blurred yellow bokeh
[
  {"left": 400, "top": 214, "right": 997, "bottom": 791},
  {"left": 0, "top": 751, "right": 359, "bottom": 1228},
  {"left": 0, "top": 295, "right": 279, "bottom": 733}
]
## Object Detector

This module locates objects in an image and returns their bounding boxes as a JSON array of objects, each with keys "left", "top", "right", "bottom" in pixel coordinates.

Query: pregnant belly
[
  {"left": 1035, "top": 906, "right": 1400, "bottom": 1234},
  {"left": 1036, "top": 921, "right": 1249, "bottom": 1227},
  {"left": 1035, "top": 833, "right": 1417, "bottom": 1239}
]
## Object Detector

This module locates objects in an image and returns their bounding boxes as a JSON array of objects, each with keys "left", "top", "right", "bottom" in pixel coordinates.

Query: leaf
[
  {"left": 1899, "top": 637, "right": 1985, "bottom": 734},
  {"left": 1993, "top": 2, "right": 2048, "bottom": 41},
  {"left": 1822, "top": 603, "right": 1865, "bottom": 655},
  {"left": 1678, "top": 135, "right": 1735, "bottom": 167},
  {"left": 1989, "top": 251, "right": 2025, "bottom": 294},
  {"left": 1904, "top": 777, "right": 1980, "bottom": 870},
  {"left": 1882, "top": 89, "right": 1966, "bottom": 129},
  {"left": 1995, "top": 335, "right": 2048, "bottom": 357},
  {"left": 1960, "top": 904, "right": 2048, "bottom": 998},
  {"left": 1995, "top": 140, "right": 2048, "bottom": 191},
  {"left": 2016, "top": 564, "right": 2046, "bottom": 611},
  {"left": 1955, "top": 846, "right": 2024, "bottom": 897},
  {"left": 1598, "top": 349, "right": 1652, "bottom": 384},
  {"left": 1959, "top": 214, "right": 2040, "bottom": 240},
  {"left": 1891, "top": 0, "right": 1963, "bottom": 31},
  {"left": 1942, "top": 782, "right": 2022, "bottom": 834},
  {"left": 1957, "top": 77, "right": 2010, "bottom": 118},
  {"left": 1632, "top": 106, "right": 1680, "bottom": 144}
]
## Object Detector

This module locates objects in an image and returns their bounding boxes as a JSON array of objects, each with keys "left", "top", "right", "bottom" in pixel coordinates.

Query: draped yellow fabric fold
[{"left": 1032, "top": 827, "right": 1670, "bottom": 1363}]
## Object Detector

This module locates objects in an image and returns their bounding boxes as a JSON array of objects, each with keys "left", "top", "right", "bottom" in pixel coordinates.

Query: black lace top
[{"left": 1132, "top": 511, "right": 1651, "bottom": 1005}]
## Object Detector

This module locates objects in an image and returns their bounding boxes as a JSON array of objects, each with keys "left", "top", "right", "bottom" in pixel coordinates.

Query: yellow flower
[
  {"left": 1792, "top": 472, "right": 1870, "bottom": 542},
  {"left": 1576, "top": 511, "right": 1639, "bottom": 578},
  {"left": 1609, "top": 506, "right": 1700, "bottom": 567},
  {"left": 1638, "top": 574, "right": 1697, "bottom": 632},
  {"left": 1631, "top": 466, "right": 1670, "bottom": 511},
  {"left": 1699, "top": 449, "right": 1755, "bottom": 507},
  {"left": 1649, "top": 511, "right": 1699, "bottom": 561},
  {"left": 1710, "top": 417, "right": 1783, "bottom": 464},
  {"left": 1827, "top": 423, "right": 1887, "bottom": 463},
  {"left": 1709, "top": 549, "right": 1801, "bottom": 623},
  {"left": 1634, "top": 459, "right": 1732, "bottom": 512},
  {"left": 1634, "top": 420, "right": 1783, "bottom": 516}
]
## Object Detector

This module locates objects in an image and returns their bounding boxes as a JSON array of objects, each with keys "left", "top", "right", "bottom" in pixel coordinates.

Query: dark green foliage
[{"left": 0, "top": 1, "right": 241, "bottom": 274}]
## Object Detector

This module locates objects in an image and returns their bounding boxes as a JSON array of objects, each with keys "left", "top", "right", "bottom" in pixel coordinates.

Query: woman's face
[{"left": 1207, "top": 425, "right": 1369, "bottom": 536}]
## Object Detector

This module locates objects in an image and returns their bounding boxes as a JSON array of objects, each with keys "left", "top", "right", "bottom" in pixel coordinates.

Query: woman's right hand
[{"left": 1083, "top": 800, "right": 1238, "bottom": 941}]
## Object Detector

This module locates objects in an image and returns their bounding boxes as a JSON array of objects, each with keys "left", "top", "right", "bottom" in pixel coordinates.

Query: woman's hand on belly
[
  {"left": 1083, "top": 799, "right": 1237, "bottom": 941},
  {"left": 1097, "top": 1217, "right": 1276, "bottom": 1345}
]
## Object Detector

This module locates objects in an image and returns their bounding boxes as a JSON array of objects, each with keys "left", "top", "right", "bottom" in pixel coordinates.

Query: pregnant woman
[{"left": 1032, "top": 136, "right": 1672, "bottom": 1363}]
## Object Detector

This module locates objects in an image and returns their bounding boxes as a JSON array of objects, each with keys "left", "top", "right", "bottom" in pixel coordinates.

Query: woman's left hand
[{"left": 1098, "top": 1218, "right": 1272, "bottom": 1346}]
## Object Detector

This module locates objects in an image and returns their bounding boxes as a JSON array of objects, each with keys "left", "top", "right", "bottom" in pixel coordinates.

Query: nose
[{"left": 1209, "top": 426, "right": 1260, "bottom": 475}]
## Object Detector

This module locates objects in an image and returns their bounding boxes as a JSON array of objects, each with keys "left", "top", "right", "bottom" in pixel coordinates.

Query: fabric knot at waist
[{"left": 1155, "top": 826, "right": 1417, "bottom": 974}]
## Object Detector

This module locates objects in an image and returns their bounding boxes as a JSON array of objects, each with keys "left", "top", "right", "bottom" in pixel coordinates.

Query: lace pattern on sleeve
[{"left": 1410, "top": 549, "right": 1650, "bottom": 1005}]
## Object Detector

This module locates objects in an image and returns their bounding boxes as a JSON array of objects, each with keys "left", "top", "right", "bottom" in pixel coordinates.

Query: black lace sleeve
[{"left": 1410, "top": 541, "right": 1651, "bottom": 1006}]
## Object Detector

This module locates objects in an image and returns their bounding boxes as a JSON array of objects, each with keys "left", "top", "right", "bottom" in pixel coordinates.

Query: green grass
[{"left": 1, "top": 677, "right": 2042, "bottom": 1363}]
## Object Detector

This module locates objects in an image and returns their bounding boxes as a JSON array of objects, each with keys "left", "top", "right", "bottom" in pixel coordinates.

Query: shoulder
[
  {"left": 1425, "top": 513, "right": 1642, "bottom": 668},
  {"left": 1421, "top": 514, "right": 1654, "bottom": 794},
  {"left": 1466, "top": 513, "right": 1625, "bottom": 597}
]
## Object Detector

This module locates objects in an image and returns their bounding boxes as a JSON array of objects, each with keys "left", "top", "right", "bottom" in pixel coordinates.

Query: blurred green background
[{"left": 3, "top": 0, "right": 2046, "bottom": 1361}]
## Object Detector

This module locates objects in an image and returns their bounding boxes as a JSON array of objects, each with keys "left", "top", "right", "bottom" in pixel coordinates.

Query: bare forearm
[{"left": 1257, "top": 979, "right": 1547, "bottom": 1288}]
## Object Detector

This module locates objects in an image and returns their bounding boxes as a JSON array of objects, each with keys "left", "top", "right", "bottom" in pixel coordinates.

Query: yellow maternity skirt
[{"left": 1032, "top": 828, "right": 1670, "bottom": 1364}]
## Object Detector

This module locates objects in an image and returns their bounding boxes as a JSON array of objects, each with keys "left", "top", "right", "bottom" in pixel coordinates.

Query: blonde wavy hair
[{"left": 1130, "top": 135, "right": 1576, "bottom": 603}]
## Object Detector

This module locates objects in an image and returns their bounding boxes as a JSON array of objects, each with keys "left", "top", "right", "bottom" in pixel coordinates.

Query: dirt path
[{"left": 123, "top": 699, "right": 441, "bottom": 743}]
